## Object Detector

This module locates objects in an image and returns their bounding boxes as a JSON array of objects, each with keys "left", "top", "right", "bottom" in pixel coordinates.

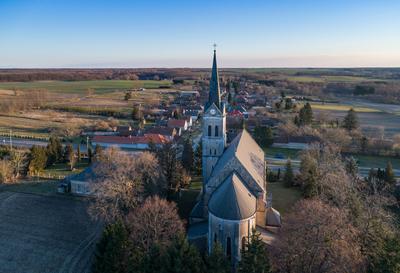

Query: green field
[
  {"left": 309, "top": 102, "right": 381, "bottom": 112},
  {"left": 0, "top": 80, "right": 172, "bottom": 94},
  {"left": 267, "top": 182, "right": 302, "bottom": 214},
  {"left": 287, "top": 75, "right": 377, "bottom": 83}
]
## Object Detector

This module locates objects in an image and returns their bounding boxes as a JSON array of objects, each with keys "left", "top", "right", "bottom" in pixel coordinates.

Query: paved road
[
  {"left": 0, "top": 136, "right": 47, "bottom": 148},
  {"left": 266, "top": 157, "right": 400, "bottom": 178},
  {"left": 0, "top": 137, "right": 88, "bottom": 152}
]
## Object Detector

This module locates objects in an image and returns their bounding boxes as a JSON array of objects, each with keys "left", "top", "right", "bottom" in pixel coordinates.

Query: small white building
[{"left": 65, "top": 166, "right": 98, "bottom": 196}]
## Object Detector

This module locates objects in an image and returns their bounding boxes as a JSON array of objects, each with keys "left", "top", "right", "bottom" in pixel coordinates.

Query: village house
[
  {"left": 145, "top": 126, "right": 177, "bottom": 141},
  {"left": 167, "top": 119, "right": 189, "bottom": 135},
  {"left": 92, "top": 134, "right": 169, "bottom": 150}
]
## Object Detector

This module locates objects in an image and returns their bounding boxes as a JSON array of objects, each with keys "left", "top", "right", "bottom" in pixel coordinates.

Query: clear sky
[{"left": 1, "top": 0, "right": 400, "bottom": 68}]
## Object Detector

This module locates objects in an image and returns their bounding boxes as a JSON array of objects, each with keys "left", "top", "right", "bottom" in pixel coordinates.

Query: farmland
[
  {"left": 0, "top": 80, "right": 181, "bottom": 139},
  {"left": 0, "top": 80, "right": 171, "bottom": 94},
  {"left": 309, "top": 100, "right": 400, "bottom": 138},
  {"left": 0, "top": 190, "right": 100, "bottom": 273}
]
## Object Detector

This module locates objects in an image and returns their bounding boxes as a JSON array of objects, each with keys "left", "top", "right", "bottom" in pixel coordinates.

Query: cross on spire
[
  {"left": 206, "top": 47, "right": 221, "bottom": 109},
  {"left": 213, "top": 43, "right": 217, "bottom": 51}
]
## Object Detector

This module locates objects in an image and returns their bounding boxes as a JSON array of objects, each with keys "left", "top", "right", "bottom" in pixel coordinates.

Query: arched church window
[
  {"left": 208, "top": 125, "right": 212, "bottom": 136},
  {"left": 215, "top": 125, "right": 219, "bottom": 137},
  {"left": 214, "top": 233, "right": 217, "bottom": 243},
  {"left": 210, "top": 149, "right": 212, "bottom": 155},
  {"left": 214, "top": 149, "right": 216, "bottom": 155},
  {"left": 226, "top": 237, "right": 232, "bottom": 259},
  {"left": 242, "top": 237, "right": 247, "bottom": 252}
]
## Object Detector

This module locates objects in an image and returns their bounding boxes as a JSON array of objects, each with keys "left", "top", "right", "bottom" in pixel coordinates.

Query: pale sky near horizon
[{"left": 1, "top": 0, "right": 400, "bottom": 68}]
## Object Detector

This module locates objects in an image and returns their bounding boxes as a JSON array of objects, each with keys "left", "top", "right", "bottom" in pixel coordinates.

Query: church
[{"left": 188, "top": 49, "right": 281, "bottom": 265}]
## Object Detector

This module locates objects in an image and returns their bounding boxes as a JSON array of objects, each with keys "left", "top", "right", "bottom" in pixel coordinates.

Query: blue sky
[{"left": 1, "top": 0, "right": 400, "bottom": 68}]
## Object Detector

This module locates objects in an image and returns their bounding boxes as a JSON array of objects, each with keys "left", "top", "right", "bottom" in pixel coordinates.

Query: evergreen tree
[
  {"left": 46, "top": 135, "right": 63, "bottom": 166},
  {"left": 294, "top": 115, "right": 300, "bottom": 127},
  {"left": 284, "top": 98, "right": 293, "bottom": 110},
  {"left": 225, "top": 79, "right": 231, "bottom": 93},
  {"left": 298, "top": 103, "right": 313, "bottom": 126},
  {"left": 88, "top": 147, "right": 93, "bottom": 164},
  {"left": 205, "top": 242, "right": 231, "bottom": 273},
  {"left": 77, "top": 145, "right": 81, "bottom": 163},
  {"left": 136, "top": 244, "right": 163, "bottom": 273},
  {"left": 228, "top": 92, "right": 233, "bottom": 104},
  {"left": 64, "top": 143, "right": 75, "bottom": 170},
  {"left": 360, "top": 136, "right": 369, "bottom": 153},
  {"left": 283, "top": 158, "right": 294, "bottom": 187},
  {"left": 92, "top": 221, "right": 130, "bottom": 273},
  {"left": 27, "top": 145, "right": 48, "bottom": 176},
  {"left": 345, "top": 156, "right": 359, "bottom": 179},
  {"left": 343, "top": 108, "right": 359, "bottom": 131},
  {"left": 162, "top": 235, "right": 205, "bottom": 273},
  {"left": 394, "top": 185, "right": 400, "bottom": 203},
  {"left": 124, "top": 92, "right": 132, "bottom": 101},
  {"left": 254, "top": 126, "right": 274, "bottom": 148},
  {"left": 182, "top": 138, "right": 194, "bottom": 172},
  {"left": 303, "top": 167, "right": 318, "bottom": 198},
  {"left": 239, "top": 230, "right": 270, "bottom": 273},
  {"left": 371, "top": 236, "right": 400, "bottom": 273},
  {"left": 193, "top": 142, "right": 202, "bottom": 176},
  {"left": 385, "top": 161, "right": 396, "bottom": 186}
]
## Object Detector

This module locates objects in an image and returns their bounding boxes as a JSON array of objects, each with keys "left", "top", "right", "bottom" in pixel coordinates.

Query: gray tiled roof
[
  {"left": 209, "top": 172, "right": 256, "bottom": 220},
  {"left": 66, "top": 164, "right": 98, "bottom": 182},
  {"left": 266, "top": 207, "right": 281, "bottom": 227},
  {"left": 210, "top": 129, "right": 265, "bottom": 191}
]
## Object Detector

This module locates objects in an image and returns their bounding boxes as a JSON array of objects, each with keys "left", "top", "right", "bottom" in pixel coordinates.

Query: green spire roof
[{"left": 207, "top": 49, "right": 221, "bottom": 109}]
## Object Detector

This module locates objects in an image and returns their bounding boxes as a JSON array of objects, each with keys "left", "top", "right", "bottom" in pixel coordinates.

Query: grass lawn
[
  {"left": 267, "top": 181, "right": 303, "bottom": 215},
  {"left": 0, "top": 80, "right": 172, "bottom": 94},
  {"left": 189, "top": 175, "right": 203, "bottom": 190},
  {"left": 177, "top": 189, "right": 200, "bottom": 220},
  {"left": 42, "top": 160, "right": 89, "bottom": 179},
  {"left": 0, "top": 180, "right": 59, "bottom": 196},
  {"left": 265, "top": 147, "right": 301, "bottom": 159}
]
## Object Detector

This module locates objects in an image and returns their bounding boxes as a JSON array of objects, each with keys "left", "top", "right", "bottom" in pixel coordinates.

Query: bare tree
[
  {"left": 10, "top": 150, "right": 27, "bottom": 178},
  {"left": 299, "top": 143, "right": 355, "bottom": 208},
  {"left": 88, "top": 148, "right": 165, "bottom": 222},
  {"left": 0, "top": 160, "right": 13, "bottom": 183},
  {"left": 271, "top": 199, "right": 365, "bottom": 273},
  {"left": 126, "top": 196, "right": 185, "bottom": 252}
]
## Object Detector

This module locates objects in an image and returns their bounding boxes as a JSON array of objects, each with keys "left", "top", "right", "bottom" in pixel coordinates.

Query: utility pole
[
  {"left": 9, "top": 129, "right": 12, "bottom": 151},
  {"left": 86, "top": 136, "right": 89, "bottom": 158}
]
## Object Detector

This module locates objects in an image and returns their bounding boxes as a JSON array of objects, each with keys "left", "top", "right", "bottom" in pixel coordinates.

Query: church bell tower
[{"left": 202, "top": 48, "right": 226, "bottom": 182}]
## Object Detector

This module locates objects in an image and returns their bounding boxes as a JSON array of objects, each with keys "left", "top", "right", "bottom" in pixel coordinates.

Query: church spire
[{"left": 207, "top": 46, "right": 221, "bottom": 109}]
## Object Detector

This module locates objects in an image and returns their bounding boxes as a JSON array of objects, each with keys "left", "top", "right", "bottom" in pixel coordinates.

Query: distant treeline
[
  {"left": 0, "top": 68, "right": 207, "bottom": 82},
  {"left": 48, "top": 105, "right": 128, "bottom": 118},
  {"left": 3, "top": 67, "right": 400, "bottom": 83}
]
